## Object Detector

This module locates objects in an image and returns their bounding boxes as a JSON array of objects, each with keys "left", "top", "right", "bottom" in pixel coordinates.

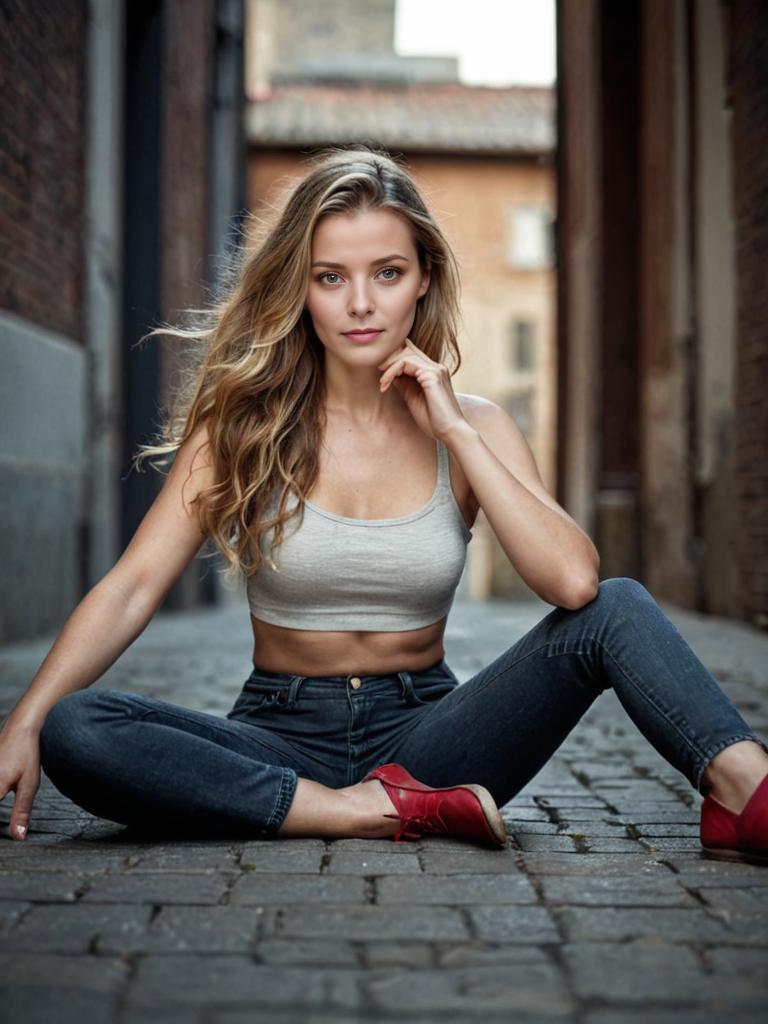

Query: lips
[{"left": 343, "top": 329, "right": 383, "bottom": 343}]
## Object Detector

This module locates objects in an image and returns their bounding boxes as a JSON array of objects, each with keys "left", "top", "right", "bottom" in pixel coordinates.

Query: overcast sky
[{"left": 394, "top": 0, "right": 556, "bottom": 87}]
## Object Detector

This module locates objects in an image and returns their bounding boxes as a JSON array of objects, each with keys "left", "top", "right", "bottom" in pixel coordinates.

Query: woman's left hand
[{"left": 377, "top": 337, "right": 469, "bottom": 441}]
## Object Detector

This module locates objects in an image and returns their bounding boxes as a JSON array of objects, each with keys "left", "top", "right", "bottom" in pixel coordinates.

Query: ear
[{"left": 417, "top": 264, "right": 431, "bottom": 299}]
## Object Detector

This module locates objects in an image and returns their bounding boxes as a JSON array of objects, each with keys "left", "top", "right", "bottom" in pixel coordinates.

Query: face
[{"left": 305, "top": 207, "right": 430, "bottom": 363}]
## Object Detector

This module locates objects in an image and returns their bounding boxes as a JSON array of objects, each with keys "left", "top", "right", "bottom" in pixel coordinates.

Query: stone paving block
[
  {"left": 508, "top": 821, "right": 562, "bottom": 835},
  {"left": 326, "top": 851, "right": 421, "bottom": 874},
  {"left": 636, "top": 823, "right": 702, "bottom": 837},
  {"left": 537, "top": 796, "right": 610, "bottom": 809},
  {"left": 0, "top": 870, "right": 85, "bottom": 901},
  {"left": 0, "top": 902, "right": 151, "bottom": 953},
  {"left": 324, "top": 837, "right": 422, "bottom": 853},
  {"left": 589, "top": 782, "right": 682, "bottom": 801},
  {"left": 124, "top": 957, "right": 360, "bottom": 1011},
  {"left": 469, "top": 904, "right": 560, "bottom": 943},
  {"left": 124, "top": 844, "right": 240, "bottom": 871},
  {"left": 553, "top": 821, "right": 628, "bottom": 837},
  {"left": 705, "top": 945, "right": 768, "bottom": 979},
  {"left": 615, "top": 810, "right": 701, "bottom": 825},
  {"left": 562, "top": 939, "right": 763, "bottom": 1007},
  {"left": 419, "top": 847, "right": 522, "bottom": 874},
  {"left": 277, "top": 903, "right": 468, "bottom": 942},
  {"left": 540, "top": 874, "right": 699, "bottom": 907},
  {"left": 240, "top": 847, "right": 325, "bottom": 872},
  {"left": 364, "top": 962, "right": 574, "bottom": 1016},
  {"left": 115, "top": 1009, "right": 205, "bottom": 1024},
  {"left": 520, "top": 852, "right": 666, "bottom": 876},
  {"left": 0, "top": 843, "right": 130, "bottom": 872},
  {"left": 638, "top": 837, "right": 706, "bottom": 853},
  {"left": 568, "top": 760, "right": 640, "bottom": 780},
  {"left": 0, "top": 951, "right": 129, "bottom": 992},
  {"left": 551, "top": 807, "right": 633, "bottom": 822},
  {"left": 376, "top": 872, "right": 538, "bottom": 905},
  {"left": 499, "top": 806, "right": 553, "bottom": 822},
  {"left": 698, "top": 886, "right": 768, "bottom": 915},
  {"left": 581, "top": 837, "right": 650, "bottom": 853},
  {"left": 584, "top": 1009, "right": 766, "bottom": 1024},
  {"left": 231, "top": 872, "right": 367, "bottom": 904},
  {"left": 0, "top": 987, "right": 117, "bottom": 1024},
  {"left": 514, "top": 833, "right": 580, "bottom": 853},
  {"left": 81, "top": 870, "right": 228, "bottom": 904},
  {"left": 604, "top": 798, "right": 694, "bottom": 815},
  {"left": 436, "top": 941, "right": 550, "bottom": 967},
  {"left": 102, "top": 905, "right": 265, "bottom": 954},
  {"left": 555, "top": 905, "right": 735, "bottom": 943},
  {"left": 361, "top": 941, "right": 435, "bottom": 968},
  {"left": 662, "top": 857, "right": 768, "bottom": 887},
  {"left": 255, "top": 938, "right": 359, "bottom": 966},
  {"left": 0, "top": 899, "right": 30, "bottom": 932}
]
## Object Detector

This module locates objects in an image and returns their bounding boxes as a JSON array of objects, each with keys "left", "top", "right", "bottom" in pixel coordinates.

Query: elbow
[{"left": 558, "top": 572, "right": 600, "bottom": 610}]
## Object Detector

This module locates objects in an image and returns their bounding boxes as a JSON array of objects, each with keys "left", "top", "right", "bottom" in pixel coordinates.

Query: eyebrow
[{"left": 310, "top": 254, "right": 410, "bottom": 269}]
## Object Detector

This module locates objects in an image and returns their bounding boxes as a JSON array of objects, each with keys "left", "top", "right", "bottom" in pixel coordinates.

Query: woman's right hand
[{"left": 0, "top": 721, "right": 41, "bottom": 841}]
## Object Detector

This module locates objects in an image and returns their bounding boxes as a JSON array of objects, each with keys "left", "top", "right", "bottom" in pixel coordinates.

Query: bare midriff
[{"left": 249, "top": 614, "right": 448, "bottom": 677}]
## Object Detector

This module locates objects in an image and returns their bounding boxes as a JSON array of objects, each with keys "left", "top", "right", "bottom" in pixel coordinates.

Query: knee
[
  {"left": 592, "top": 576, "right": 653, "bottom": 610},
  {"left": 39, "top": 690, "right": 109, "bottom": 776}
]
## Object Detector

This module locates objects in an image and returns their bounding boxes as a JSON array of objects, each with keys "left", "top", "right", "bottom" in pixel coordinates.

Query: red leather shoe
[
  {"left": 362, "top": 762, "right": 507, "bottom": 847},
  {"left": 700, "top": 771, "right": 768, "bottom": 865}
]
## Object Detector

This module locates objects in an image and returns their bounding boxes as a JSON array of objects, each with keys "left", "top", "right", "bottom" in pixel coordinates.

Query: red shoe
[
  {"left": 362, "top": 762, "right": 507, "bottom": 847},
  {"left": 700, "top": 771, "right": 768, "bottom": 865}
]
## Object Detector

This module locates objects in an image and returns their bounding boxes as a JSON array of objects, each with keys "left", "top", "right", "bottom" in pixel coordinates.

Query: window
[
  {"left": 509, "top": 319, "right": 536, "bottom": 371},
  {"left": 503, "top": 389, "right": 535, "bottom": 440},
  {"left": 507, "top": 205, "right": 553, "bottom": 270}
]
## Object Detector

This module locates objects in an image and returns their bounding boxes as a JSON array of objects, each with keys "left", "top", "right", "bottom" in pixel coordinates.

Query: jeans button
[{"left": 350, "top": 677, "right": 362, "bottom": 689}]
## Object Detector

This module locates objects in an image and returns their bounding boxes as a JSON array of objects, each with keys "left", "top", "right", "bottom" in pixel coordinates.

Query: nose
[{"left": 347, "top": 276, "right": 374, "bottom": 318}]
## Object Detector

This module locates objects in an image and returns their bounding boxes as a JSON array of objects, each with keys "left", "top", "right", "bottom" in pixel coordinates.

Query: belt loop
[
  {"left": 397, "top": 670, "right": 419, "bottom": 706},
  {"left": 287, "top": 676, "right": 306, "bottom": 707}
]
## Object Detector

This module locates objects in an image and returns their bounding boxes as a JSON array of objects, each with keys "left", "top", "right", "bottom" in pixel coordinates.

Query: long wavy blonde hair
[{"left": 133, "top": 144, "right": 464, "bottom": 581}]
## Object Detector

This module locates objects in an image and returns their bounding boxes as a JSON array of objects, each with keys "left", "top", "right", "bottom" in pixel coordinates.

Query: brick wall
[
  {"left": 729, "top": 0, "right": 768, "bottom": 626},
  {"left": 0, "top": 0, "right": 87, "bottom": 342}
]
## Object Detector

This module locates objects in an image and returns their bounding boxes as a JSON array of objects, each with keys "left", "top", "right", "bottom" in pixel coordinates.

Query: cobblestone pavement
[{"left": 1, "top": 590, "right": 767, "bottom": 1023}]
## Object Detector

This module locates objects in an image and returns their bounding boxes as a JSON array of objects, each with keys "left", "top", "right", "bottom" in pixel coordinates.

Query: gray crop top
[{"left": 246, "top": 438, "right": 473, "bottom": 631}]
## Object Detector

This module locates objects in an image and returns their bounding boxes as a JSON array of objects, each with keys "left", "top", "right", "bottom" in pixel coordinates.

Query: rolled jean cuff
[
  {"left": 265, "top": 766, "right": 299, "bottom": 833},
  {"left": 694, "top": 731, "right": 768, "bottom": 794}
]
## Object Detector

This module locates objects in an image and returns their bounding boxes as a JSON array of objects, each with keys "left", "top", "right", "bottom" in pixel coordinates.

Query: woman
[{"left": 2, "top": 146, "right": 767, "bottom": 861}]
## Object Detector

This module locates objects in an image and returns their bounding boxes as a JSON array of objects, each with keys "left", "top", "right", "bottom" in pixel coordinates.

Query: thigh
[{"left": 384, "top": 606, "right": 602, "bottom": 806}]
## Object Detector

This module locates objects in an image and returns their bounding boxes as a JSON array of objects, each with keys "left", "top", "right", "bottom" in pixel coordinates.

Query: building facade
[
  {"left": 0, "top": 0, "right": 246, "bottom": 642},
  {"left": 557, "top": 0, "right": 768, "bottom": 628}
]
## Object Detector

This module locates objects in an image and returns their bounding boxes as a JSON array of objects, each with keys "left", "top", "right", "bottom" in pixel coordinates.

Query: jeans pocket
[
  {"left": 227, "top": 675, "right": 295, "bottom": 717},
  {"left": 410, "top": 679, "right": 459, "bottom": 707}
]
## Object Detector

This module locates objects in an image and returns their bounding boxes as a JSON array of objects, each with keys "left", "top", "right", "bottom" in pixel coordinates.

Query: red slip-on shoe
[
  {"left": 362, "top": 762, "right": 508, "bottom": 848},
  {"left": 700, "top": 771, "right": 768, "bottom": 866}
]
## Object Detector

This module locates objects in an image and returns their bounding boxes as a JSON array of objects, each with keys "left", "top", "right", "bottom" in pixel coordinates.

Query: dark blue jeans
[{"left": 38, "top": 578, "right": 768, "bottom": 838}]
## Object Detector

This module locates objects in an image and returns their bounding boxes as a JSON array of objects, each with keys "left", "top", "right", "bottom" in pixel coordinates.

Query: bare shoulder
[
  {"left": 453, "top": 392, "right": 575, "bottom": 522},
  {"left": 456, "top": 392, "right": 500, "bottom": 426}
]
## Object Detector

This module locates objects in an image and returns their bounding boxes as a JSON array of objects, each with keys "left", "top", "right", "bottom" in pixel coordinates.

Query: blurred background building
[
  {"left": 1, "top": 0, "right": 766, "bottom": 644},
  {"left": 0, "top": 0, "right": 246, "bottom": 642},
  {"left": 557, "top": 0, "right": 768, "bottom": 628}
]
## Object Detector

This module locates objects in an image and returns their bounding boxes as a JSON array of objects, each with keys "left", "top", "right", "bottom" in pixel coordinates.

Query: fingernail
[{"left": 15, "top": 825, "right": 26, "bottom": 839}]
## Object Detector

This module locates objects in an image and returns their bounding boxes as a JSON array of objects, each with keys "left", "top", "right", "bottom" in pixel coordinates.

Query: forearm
[
  {"left": 443, "top": 420, "right": 599, "bottom": 607},
  {"left": 3, "top": 572, "right": 158, "bottom": 734}
]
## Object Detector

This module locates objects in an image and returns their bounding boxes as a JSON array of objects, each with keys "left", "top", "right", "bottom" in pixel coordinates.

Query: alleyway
[{"left": 1, "top": 591, "right": 767, "bottom": 1021}]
